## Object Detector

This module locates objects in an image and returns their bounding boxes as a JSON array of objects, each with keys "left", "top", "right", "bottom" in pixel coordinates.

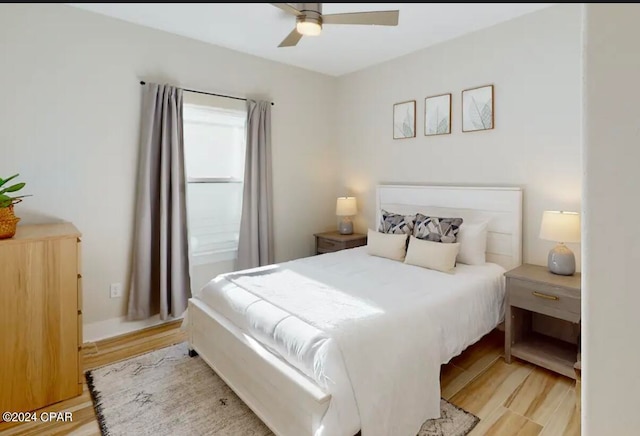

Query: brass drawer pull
[{"left": 532, "top": 291, "right": 559, "bottom": 301}]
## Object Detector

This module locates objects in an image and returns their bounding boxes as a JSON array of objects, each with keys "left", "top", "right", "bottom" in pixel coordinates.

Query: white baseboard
[{"left": 83, "top": 314, "right": 182, "bottom": 343}]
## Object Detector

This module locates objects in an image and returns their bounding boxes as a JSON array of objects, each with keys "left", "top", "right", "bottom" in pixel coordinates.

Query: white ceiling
[{"left": 68, "top": 3, "right": 553, "bottom": 77}]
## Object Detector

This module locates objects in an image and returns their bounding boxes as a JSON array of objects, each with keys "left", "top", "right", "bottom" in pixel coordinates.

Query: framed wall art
[
  {"left": 424, "top": 93, "right": 451, "bottom": 136},
  {"left": 462, "top": 84, "right": 494, "bottom": 132},
  {"left": 393, "top": 100, "right": 416, "bottom": 139}
]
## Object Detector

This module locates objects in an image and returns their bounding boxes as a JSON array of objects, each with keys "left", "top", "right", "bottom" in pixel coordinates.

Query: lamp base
[
  {"left": 338, "top": 218, "right": 353, "bottom": 235},
  {"left": 548, "top": 243, "right": 576, "bottom": 276}
]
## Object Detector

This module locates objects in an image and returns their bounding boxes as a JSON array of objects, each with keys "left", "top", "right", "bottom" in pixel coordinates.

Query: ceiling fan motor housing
[
  {"left": 297, "top": 3, "right": 322, "bottom": 14},
  {"left": 297, "top": 3, "right": 323, "bottom": 27},
  {"left": 273, "top": 2, "right": 400, "bottom": 47}
]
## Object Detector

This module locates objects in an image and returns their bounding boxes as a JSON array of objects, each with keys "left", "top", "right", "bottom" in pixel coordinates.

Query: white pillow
[
  {"left": 456, "top": 221, "right": 488, "bottom": 265},
  {"left": 367, "top": 229, "right": 408, "bottom": 261},
  {"left": 404, "top": 236, "right": 460, "bottom": 273}
]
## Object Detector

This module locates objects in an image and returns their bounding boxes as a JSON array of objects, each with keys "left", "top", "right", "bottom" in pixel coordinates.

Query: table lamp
[
  {"left": 336, "top": 197, "right": 357, "bottom": 235},
  {"left": 539, "top": 210, "right": 581, "bottom": 275}
]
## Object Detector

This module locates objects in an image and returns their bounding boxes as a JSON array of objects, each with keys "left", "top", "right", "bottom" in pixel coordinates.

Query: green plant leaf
[
  {"left": 0, "top": 174, "right": 19, "bottom": 188},
  {"left": 0, "top": 194, "right": 11, "bottom": 208},
  {"left": 0, "top": 182, "right": 25, "bottom": 195},
  {"left": 0, "top": 195, "right": 30, "bottom": 208},
  {"left": 10, "top": 194, "right": 30, "bottom": 200},
  {"left": 11, "top": 194, "right": 30, "bottom": 201}
]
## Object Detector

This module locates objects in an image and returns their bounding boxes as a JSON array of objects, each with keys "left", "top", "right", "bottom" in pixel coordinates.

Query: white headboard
[{"left": 376, "top": 185, "right": 523, "bottom": 270}]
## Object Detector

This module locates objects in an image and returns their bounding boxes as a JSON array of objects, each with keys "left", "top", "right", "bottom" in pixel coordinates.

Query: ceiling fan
[{"left": 271, "top": 3, "right": 399, "bottom": 47}]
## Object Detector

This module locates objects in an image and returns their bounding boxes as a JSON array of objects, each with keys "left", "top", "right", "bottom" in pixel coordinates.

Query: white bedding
[{"left": 195, "top": 247, "right": 505, "bottom": 436}]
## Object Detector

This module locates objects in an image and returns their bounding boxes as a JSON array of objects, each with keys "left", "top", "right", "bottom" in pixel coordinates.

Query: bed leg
[{"left": 188, "top": 348, "right": 198, "bottom": 358}]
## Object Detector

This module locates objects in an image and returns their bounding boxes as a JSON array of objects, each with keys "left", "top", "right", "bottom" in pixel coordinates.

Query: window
[{"left": 183, "top": 103, "right": 246, "bottom": 265}]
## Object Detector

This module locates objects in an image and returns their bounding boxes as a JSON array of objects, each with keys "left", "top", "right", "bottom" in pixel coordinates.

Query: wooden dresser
[{"left": 0, "top": 223, "right": 83, "bottom": 414}]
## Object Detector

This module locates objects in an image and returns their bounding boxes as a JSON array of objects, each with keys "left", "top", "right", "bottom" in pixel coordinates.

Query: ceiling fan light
[{"left": 296, "top": 20, "right": 322, "bottom": 36}]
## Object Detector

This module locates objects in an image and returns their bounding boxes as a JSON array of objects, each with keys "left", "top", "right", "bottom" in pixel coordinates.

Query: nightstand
[
  {"left": 504, "top": 264, "right": 581, "bottom": 379},
  {"left": 314, "top": 231, "right": 367, "bottom": 255}
]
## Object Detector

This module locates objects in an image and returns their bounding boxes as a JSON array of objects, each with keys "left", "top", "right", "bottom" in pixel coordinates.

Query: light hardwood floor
[
  {"left": 0, "top": 320, "right": 186, "bottom": 436},
  {"left": 0, "top": 324, "right": 579, "bottom": 436}
]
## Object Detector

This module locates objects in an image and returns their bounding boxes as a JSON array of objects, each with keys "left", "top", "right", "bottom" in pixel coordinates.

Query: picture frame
[
  {"left": 424, "top": 93, "right": 452, "bottom": 136},
  {"left": 462, "top": 84, "right": 494, "bottom": 132},
  {"left": 393, "top": 100, "right": 416, "bottom": 139}
]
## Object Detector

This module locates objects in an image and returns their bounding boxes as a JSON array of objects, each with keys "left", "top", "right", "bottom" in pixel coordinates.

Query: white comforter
[{"left": 195, "top": 247, "right": 505, "bottom": 436}]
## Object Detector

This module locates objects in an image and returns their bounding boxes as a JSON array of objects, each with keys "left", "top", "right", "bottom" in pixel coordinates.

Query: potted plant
[{"left": 0, "top": 174, "right": 29, "bottom": 239}]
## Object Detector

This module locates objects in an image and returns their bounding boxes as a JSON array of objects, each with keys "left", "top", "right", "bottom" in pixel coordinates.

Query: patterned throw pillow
[
  {"left": 413, "top": 214, "right": 463, "bottom": 243},
  {"left": 378, "top": 210, "right": 416, "bottom": 235}
]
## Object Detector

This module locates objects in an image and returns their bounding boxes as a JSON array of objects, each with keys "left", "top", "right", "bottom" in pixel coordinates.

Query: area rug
[{"left": 86, "top": 343, "right": 479, "bottom": 436}]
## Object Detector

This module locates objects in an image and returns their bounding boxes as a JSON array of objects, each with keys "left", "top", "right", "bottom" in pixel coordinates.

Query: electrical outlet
[{"left": 110, "top": 283, "right": 123, "bottom": 298}]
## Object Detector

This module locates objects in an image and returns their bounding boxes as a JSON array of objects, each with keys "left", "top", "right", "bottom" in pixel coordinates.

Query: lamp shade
[
  {"left": 336, "top": 197, "right": 357, "bottom": 216},
  {"left": 539, "top": 211, "right": 581, "bottom": 243},
  {"left": 296, "top": 20, "right": 322, "bottom": 36}
]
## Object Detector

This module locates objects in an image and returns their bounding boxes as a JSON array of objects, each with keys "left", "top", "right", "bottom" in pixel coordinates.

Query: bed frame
[{"left": 188, "top": 185, "right": 522, "bottom": 436}]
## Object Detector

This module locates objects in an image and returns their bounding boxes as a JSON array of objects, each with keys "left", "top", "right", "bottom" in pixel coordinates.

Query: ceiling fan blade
[
  {"left": 270, "top": 3, "right": 302, "bottom": 16},
  {"left": 323, "top": 10, "right": 399, "bottom": 26},
  {"left": 278, "top": 28, "right": 303, "bottom": 47}
]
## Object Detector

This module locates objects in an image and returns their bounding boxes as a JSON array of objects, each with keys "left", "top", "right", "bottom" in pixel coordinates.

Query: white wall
[
  {"left": 335, "top": 4, "right": 583, "bottom": 269},
  {"left": 0, "top": 4, "right": 338, "bottom": 338},
  {"left": 7, "top": 5, "right": 634, "bottom": 432},
  {"left": 582, "top": 4, "right": 640, "bottom": 434},
  {"left": 0, "top": 3, "right": 586, "bottom": 342}
]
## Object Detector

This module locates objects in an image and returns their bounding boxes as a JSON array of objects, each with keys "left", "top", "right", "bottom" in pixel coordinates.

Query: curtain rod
[{"left": 139, "top": 81, "right": 274, "bottom": 106}]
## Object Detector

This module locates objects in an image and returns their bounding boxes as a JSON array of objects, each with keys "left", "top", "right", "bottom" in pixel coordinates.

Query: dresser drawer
[
  {"left": 317, "top": 238, "right": 346, "bottom": 253},
  {"left": 78, "top": 312, "right": 83, "bottom": 346},
  {"left": 78, "top": 353, "right": 84, "bottom": 386},
  {"left": 77, "top": 237, "right": 82, "bottom": 273},
  {"left": 78, "top": 274, "right": 83, "bottom": 312},
  {"left": 507, "top": 278, "right": 580, "bottom": 323}
]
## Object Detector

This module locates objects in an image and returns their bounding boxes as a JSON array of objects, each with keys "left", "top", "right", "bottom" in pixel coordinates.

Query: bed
[{"left": 187, "top": 185, "right": 523, "bottom": 436}]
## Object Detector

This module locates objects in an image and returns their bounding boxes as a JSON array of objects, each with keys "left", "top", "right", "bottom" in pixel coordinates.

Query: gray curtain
[
  {"left": 237, "top": 100, "right": 274, "bottom": 270},
  {"left": 128, "top": 83, "right": 191, "bottom": 321}
]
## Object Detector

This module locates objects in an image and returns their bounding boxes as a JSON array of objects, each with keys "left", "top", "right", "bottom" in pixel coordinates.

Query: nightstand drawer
[
  {"left": 317, "top": 238, "right": 345, "bottom": 252},
  {"left": 314, "top": 232, "right": 367, "bottom": 255},
  {"left": 507, "top": 278, "right": 580, "bottom": 322}
]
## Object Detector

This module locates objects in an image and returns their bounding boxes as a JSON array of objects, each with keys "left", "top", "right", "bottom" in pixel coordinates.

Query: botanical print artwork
[
  {"left": 462, "top": 85, "right": 494, "bottom": 132},
  {"left": 393, "top": 100, "right": 416, "bottom": 139},
  {"left": 425, "top": 94, "right": 451, "bottom": 136}
]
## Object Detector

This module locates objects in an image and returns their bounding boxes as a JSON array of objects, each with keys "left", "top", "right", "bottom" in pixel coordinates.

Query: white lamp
[
  {"left": 539, "top": 211, "right": 581, "bottom": 275},
  {"left": 336, "top": 197, "right": 357, "bottom": 235}
]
